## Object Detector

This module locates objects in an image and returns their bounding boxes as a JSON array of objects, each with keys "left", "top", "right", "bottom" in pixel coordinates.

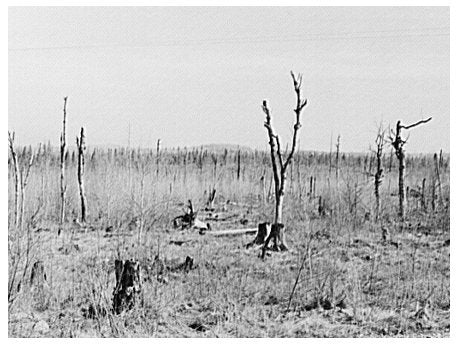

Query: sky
[{"left": 8, "top": 7, "right": 449, "bottom": 153}]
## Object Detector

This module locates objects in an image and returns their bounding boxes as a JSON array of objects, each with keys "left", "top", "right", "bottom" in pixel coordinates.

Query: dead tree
[
  {"left": 439, "top": 149, "right": 443, "bottom": 169},
  {"left": 76, "top": 127, "right": 87, "bottom": 223},
  {"left": 390, "top": 117, "right": 432, "bottom": 219},
  {"left": 335, "top": 134, "right": 341, "bottom": 180},
  {"left": 112, "top": 259, "right": 141, "bottom": 314},
  {"left": 254, "top": 71, "right": 307, "bottom": 258},
  {"left": 374, "top": 125, "right": 386, "bottom": 222},
  {"left": 328, "top": 134, "right": 333, "bottom": 175},
  {"left": 19, "top": 149, "right": 35, "bottom": 230},
  {"left": 156, "top": 138, "right": 161, "bottom": 178},
  {"left": 60, "top": 97, "right": 68, "bottom": 225},
  {"left": 421, "top": 177, "right": 427, "bottom": 212},
  {"left": 237, "top": 149, "right": 241, "bottom": 180},
  {"left": 433, "top": 153, "right": 443, "bottom": 209},
  {"left": 8, "top": 132, "right": 20, "bottom": 228}
]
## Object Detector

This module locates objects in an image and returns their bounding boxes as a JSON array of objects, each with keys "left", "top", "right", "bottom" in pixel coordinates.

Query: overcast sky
[{"left": 8, "top": 7, "right": 449, "bottom": 153}]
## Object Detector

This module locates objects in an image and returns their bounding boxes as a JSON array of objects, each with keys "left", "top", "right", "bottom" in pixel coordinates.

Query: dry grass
[{"left": 8, "top": 147, "right": 450, "bottom": 337}]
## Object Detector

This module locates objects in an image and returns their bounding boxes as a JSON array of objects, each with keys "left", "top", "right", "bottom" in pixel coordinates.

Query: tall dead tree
[
  {"left": 76, "top": 127, "right": 87, "bottom": 223},
  {"left": 433, "top": 153, "right": 443, "bottom": 209},
  {"left": 60, "top": 97, "right": 68, "bottom": 225},
  {"left": 374, "top": 126, "right": 386, "bottom": 222},
  {"left": 19, "top": 148, "right": 35, "bottom": 230},
  {"left": 237, "top": 149, "right": 241, "bottom": 180},
  {"left": 390, "top": 117, "right": 432, "bottom": 219},
  {"left": 8, "top": 132, "right": 21, "bottom": 228},
  {"left": 256, "top": 71, "right": 307, "bottom": 258},
  {"left": 335, "top": 134, "right": 341, "bottom": 180},
  {"left": 156, "top": 138, "right": 161, "bottom": 178}
]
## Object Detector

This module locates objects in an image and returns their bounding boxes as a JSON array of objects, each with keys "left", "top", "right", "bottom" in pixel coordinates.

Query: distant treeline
[{"left": 8, "top": 143, "right": 449, "bottom": 173}]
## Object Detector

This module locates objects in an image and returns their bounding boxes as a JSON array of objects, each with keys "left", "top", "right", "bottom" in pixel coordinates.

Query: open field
[{"left": 8, "top": 147, "right": 450, "bottom": 337}]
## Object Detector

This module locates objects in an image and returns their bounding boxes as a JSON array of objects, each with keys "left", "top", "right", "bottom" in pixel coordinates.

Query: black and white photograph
[{"left": 7, "top": 5, "right": 450, "bottom": 338}]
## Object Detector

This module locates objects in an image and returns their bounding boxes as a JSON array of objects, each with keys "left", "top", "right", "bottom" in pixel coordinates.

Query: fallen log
[{"left": 207, "top": 228, "right": 258, "bottom": 237}]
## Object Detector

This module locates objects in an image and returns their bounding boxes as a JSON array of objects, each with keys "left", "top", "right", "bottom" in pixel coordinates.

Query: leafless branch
[
  {"left": 262, "top": 100, "right": 281, "bottom": 197},
  {"left": 283, "top": 71, "right": 306, "bottom": 171},
  {"left": 400, "top": 117, "right": 432, "bottom": 130}
]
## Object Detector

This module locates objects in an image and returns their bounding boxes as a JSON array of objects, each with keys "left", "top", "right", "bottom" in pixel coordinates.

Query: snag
[{"left": 389, "top": 117, "right": 432, "bottom": 219}]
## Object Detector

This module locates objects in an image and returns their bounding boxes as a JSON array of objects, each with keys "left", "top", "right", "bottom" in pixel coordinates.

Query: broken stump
[
  {"left": 261, "top": 223, "right": 288, "bottom": 259},
  {"left": 246, "top": 222, "right": 271, "bottom": 248},
  {"left": 112, "top": 259, "right": 141, "bottom": 314}
]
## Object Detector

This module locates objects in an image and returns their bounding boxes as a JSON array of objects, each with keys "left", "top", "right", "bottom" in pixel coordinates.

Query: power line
[{"left": 9, "top": 27, "right": 449, "bottom": 52}]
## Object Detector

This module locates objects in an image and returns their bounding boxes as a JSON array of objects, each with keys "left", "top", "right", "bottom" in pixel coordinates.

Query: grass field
[{"left": 8, "top": 146, "right": 450, "bottom": 337}]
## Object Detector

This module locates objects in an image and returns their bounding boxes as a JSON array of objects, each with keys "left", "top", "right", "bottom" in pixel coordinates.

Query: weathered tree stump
[
  {"left": 30, "top": 260, "right": 46, "bottom": 288},
  {"left": 112, "top": 259, "right": 141, "bottom": 314},
  {"left": 247, "top": 222, "right": 288, "bottom": 258},
  {"left": 261, "top": 223, "right": 288, "bottom": 259},
  {"left": 29, "top": 260, "right": 49, "bottom": 311},
  {"left": 246, "top": 222, "right": 271, "bottom": 248}
]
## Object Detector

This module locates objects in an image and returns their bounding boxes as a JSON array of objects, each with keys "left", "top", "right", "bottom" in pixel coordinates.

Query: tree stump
[
  {"left": 261, "top": 223, "right": 288, "bottom": 259},
  {"left": 112, "top": 259, "right": 141, "bottom": 314},
  {"left": 246, "top": 222, "right": 271, "bottom": 248},
  {"left": 30, "top": 260, "right": 46, "bottom": 288},
  {"left": 30, "top": 260, "right": 49, "bottom": 311}
]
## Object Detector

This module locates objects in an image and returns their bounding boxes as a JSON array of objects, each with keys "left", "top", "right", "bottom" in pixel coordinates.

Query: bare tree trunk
[
  {"left": 156, "top": 138, "right": 161, "bottom": 178},
  {"left": 8, "top": 132, "right": 21, "bottom": 228},
  {"left": 76, "top": 127, "right": 87, "bottom": 223},
  {"left": 439, "top": 149, "right": 443, "bottom": 169},
  {"left": 398, "top": 147, "right": 406, "bottom": 218},
  {"left": 431, "top": 178, "right": 436, "bottom": 211},
  {"left": 434, "top": 153, "right": 443, "bottom": 209},
  {"left": 60, "top": 97, "right": 68, "bottom": 225},
  {"left": 309, "top": 176, "right": 313, "bottom": 200},
  {"left": 390, "top": 117, "right": 431, "bottom": 220},
  {"left": 275, "top": 191, "right": 284, "bottom": 225},
  {"left": 329, "top": 134, "right": 333, "bottom": 175},
  {"left": 421, "top": 177, "right": 427, "bottom": 212},
  {"left": 237, "top": 149, "right": 241, "bottom": 180},
  {"left": 374, "top": 128, "right": 384, "bottom": 222},
  {"left": 19, "top": 151, "right": 35, "bottom": 231},
  {"left": 335, "top": 134, "right": 340, "bottom": 180}
]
